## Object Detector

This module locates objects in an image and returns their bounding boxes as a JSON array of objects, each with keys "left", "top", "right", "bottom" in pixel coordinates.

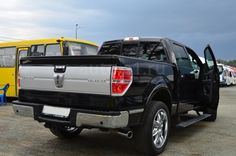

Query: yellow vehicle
[{"left": 0, "top": 37, "right": 98, "bottom": 97}]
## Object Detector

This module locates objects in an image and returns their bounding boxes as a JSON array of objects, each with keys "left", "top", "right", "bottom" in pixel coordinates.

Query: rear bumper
[
  {"left": 13, "top": 104, "right": 34, "bottom": 117},
  {"left": 76, "top": 111, "right": 129, "bottom": 128},
  {"left": 12, "top": 101, "right": 144, "bottom": 129}
]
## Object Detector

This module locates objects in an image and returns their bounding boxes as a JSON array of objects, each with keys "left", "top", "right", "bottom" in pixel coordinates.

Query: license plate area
[{"left": 42, "top": 106, "right": 70, "bottom": 118}]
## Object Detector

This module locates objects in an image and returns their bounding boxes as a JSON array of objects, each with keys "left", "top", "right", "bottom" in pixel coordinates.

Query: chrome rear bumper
[
  {"left": 13, "top": 104, "right": 34, "bottom": 118},
  {"left": 76, "top": 111, "right": 129, "bottom": 128},
  {"left": 12, "top": 103, "right": 144, "bottom": 129}
]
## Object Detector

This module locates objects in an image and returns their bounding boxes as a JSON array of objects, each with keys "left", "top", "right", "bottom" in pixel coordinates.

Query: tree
[{"left": 217, "top": 59, "right": 236, "bottom": 67}]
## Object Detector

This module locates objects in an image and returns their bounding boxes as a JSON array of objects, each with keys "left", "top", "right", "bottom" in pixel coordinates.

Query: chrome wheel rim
[{"left": 152, "top": 108, "right": 168, "bottom": 149}]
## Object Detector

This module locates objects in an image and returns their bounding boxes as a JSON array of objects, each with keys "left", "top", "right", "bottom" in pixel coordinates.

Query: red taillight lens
[
  {"left": 112, "top": 83, "right": 130, "bottom": 94},
  {"left": 111, "top": 67, "right": 133, "bottom": 96},
  {"left": 112, "top": 69, "right": 132, "bottom": 80}
]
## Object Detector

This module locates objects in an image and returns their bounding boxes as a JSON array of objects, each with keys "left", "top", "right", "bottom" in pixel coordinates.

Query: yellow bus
[{"left": 0, "top": 37, "right": 98, "bottom": 97}]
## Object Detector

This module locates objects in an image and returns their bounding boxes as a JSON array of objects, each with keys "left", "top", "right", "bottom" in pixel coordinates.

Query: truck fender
[{"left": 141, "top": 83, "right": 172, "bottom": 124}]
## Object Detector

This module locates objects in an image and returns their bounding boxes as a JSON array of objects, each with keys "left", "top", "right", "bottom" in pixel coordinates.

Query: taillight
[{"left": 111, "top": 67, "right": 133, "bottom": 96}]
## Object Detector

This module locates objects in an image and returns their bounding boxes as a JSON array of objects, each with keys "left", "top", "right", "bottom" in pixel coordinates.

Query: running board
[{"left": 176, "top": 114, "right": 211, "bottom": 128}]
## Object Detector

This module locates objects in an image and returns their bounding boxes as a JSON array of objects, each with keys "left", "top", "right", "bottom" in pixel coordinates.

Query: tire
[
  {"left": 133, "top": 101, "right": 170, "bottom": 155},
  {"left": 49, "top": 126, "right": 83, "bottom": 138}
]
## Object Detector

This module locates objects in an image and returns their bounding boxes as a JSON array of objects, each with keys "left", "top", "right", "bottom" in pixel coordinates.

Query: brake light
[
  {"left": 111, "top": 67, "right": 133, "bottom": 96},
  {"left": 124, "top": 37, "right": 139, "bottom": 41}
]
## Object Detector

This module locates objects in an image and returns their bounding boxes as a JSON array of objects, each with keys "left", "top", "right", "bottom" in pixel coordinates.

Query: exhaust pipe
[
  {"left": 126, "top": 131, "right": 133, "bottom": 139},
  {"left": 117, "top": 130, "right": 133, "bottom": 139}
]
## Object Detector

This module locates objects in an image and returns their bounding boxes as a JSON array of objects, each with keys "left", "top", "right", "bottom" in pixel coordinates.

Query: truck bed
[{"left": 19, "top": 55, "right": 174, "bottom": 111}]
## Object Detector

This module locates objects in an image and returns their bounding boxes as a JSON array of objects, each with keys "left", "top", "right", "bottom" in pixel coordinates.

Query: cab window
[
  {"left": 45, "top": 44, "right": 61, "bottom": 56},
  {"left": 122, "top": 42, "right": 167, "bottom": 61},
  {"left": 99, "top": 43, "right": 121, "bottom": 55},
  {"left": 100, "top": 42, "right": 168, "bottom": 62},
  {"left": 145, "top": 43, "right": 167, "bottom": 61}
]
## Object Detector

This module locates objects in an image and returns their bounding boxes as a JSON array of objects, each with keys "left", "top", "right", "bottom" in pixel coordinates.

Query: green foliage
[{"left": 217, "top": 59, "right": 236, "bottom": 67}]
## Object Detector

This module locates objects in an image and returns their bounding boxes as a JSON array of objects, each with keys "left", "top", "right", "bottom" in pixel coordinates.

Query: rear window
[
  {"left": 99, "top": 42, "right": 167, "bottom": 61},
  {"left": 99, "top": 43, "right": 121, "bottom": 55}
]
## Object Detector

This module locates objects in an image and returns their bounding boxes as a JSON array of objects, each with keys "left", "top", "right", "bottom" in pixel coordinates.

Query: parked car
[
  {"left": 218, "top": 64, "right": 235, "bottom": 86},
  {"left": 13, "top": 37, "right": 219, "bottom": 155},
  {"left": 229, "top": 66, "right": 236, "bottom": 85}
]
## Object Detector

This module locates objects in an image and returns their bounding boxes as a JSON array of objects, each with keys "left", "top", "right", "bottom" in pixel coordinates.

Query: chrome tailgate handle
[{"left": 54, "top": 65, "right": 66, "bottom": 73}]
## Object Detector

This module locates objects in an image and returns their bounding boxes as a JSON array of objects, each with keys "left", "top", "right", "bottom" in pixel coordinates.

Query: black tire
[
  {"left": 49, "top": 126, "right": 83, "bottom": 138},
  {"left": 133, "top": 101, "right": 170, "bottom": 155}
]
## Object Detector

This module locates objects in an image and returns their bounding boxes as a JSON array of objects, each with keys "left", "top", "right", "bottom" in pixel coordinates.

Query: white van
[
  {"left": 229, "top": 67, "right": 236, "bottom": 85},
  {"left": 218, "top": 64, "right": 235, "bottom": 86}
]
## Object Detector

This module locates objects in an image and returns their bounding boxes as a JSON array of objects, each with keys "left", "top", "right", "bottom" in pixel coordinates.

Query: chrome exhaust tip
[
  {"left": 117, "top": 130, "right": 133, "bottom": 139},
  {"left": 127, "top": 131, "right": 133, "bottom": 139}
]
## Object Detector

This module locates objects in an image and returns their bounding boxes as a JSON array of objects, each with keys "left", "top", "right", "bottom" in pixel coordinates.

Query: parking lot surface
[{"left": 0, "top": 86, "right": 236, "bottom": 156}]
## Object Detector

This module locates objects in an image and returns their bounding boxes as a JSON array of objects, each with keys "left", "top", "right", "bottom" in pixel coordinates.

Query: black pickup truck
[{"left": 13, "top": 37, "right": 219, "bottom": 155}]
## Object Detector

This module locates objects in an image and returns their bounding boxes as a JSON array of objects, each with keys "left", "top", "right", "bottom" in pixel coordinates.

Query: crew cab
[{"left": 13, "top": 37, "right": 219, "bottom": 155}]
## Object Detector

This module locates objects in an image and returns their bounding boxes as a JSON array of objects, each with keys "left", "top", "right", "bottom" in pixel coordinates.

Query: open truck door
[{"left": 203, "top": 45, "right": 219, "bottom": 121}]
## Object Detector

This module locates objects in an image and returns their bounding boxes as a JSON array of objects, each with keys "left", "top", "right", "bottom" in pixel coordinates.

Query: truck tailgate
[{"left": 20, "top": 66, "right": 112, "bottom": 95}]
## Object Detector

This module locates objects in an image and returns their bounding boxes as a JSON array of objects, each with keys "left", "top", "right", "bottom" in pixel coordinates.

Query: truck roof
[
  {"left": 103, "top": 36, "right": 186, "bottom": 48},
  {"left": 103, "top": 37, "right": 165, "bottom": 43}
]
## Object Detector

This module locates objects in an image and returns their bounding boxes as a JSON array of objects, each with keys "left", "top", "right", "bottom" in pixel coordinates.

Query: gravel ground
[{"left": 0, "top": 86, "right": 236, "bottom": 156}]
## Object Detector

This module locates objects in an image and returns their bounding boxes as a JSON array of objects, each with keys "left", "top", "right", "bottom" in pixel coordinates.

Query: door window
[
  {"left": 172, "top": 44, "right": 194, "bottom": 74},
  {"left": 205, "top": 48, "right": 215, "bottom": 70},
  {"left": 185, "top": 47, "right": 202, "bottom": 79}
]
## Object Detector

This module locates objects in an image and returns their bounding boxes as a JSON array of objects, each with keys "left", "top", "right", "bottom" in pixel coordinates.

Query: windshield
[
  {"left": 67, "top": 42, "right": 98, "bottom": 56},
  {"left": 99, "top": 41, "right": 167, "bottom": 61}
]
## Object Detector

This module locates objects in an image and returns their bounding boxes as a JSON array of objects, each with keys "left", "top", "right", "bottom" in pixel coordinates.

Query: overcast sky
[{"left": 0, "top": 0, "right": 235, "bottom": 59}]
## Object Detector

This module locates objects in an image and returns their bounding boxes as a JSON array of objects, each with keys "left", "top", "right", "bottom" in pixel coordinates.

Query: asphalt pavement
[{"left": 0, "top": 86, "right": 236, "bottom": 156}]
